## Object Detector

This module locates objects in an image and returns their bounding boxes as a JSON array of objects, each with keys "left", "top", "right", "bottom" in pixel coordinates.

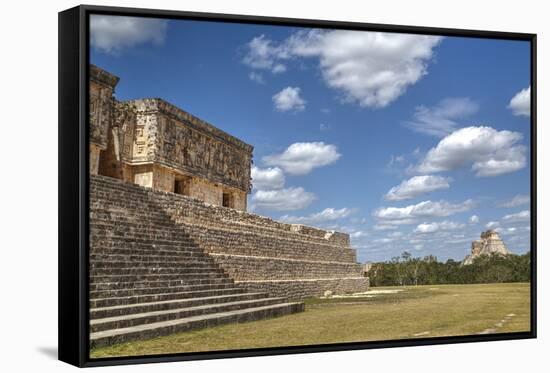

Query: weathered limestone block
[{"left": 90, "top": 144, "right": 101, "bottom": 175}]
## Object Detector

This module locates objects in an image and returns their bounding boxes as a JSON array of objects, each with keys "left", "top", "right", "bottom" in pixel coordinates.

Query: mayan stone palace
[
  {"left": 89, "top": 65, "right": 369, "bottom": 348},
  {"left": 89, "top": 65, "right": 252, "bottom": 211}
]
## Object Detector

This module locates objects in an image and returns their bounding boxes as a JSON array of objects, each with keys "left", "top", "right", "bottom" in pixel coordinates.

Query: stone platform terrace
[
  {"left": 89, "top": 175, "right": 368, "bottom": 347},
  {"left": 90, "top": 176, "right": 303, "bottom": 348}
]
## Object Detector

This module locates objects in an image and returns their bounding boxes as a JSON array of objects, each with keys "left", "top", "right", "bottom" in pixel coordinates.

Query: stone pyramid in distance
[{"left": 462, "top": 229, "right": 511, "bottom": 265}]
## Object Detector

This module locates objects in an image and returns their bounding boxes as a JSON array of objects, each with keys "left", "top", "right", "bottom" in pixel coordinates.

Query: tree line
[{"left": 367, "top": 251, "right": 531, "bottom": 287}]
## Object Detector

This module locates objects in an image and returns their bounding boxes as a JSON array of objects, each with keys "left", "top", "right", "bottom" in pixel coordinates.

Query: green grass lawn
[{"left": 90, "top": 282, "right": 531, "bottom": 358}]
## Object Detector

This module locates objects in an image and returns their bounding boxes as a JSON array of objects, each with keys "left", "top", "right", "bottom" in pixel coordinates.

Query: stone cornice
[
  {"left": 90, "top": 64, "right": 120, "bottom": 89},
  {"left": 127, "top": 98, "right": 254, "bottom": 155}
]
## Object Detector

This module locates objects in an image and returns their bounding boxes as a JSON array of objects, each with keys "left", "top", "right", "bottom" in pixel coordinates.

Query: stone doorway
[
  {"left": 222, "top": 192, "right": 234, "bottom": 208},
  {"left": 174, "top": 176, "right": 191, "bottom": 196}
]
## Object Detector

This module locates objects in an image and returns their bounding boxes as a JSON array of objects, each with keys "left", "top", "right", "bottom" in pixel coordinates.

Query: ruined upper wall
[
  {"left": 128, "top": 98, "right": 253, "bottom": 193},
  {"left": 90, "top": 65, "right": 119, "bottom": 149},
  {"left": 89, "top": 64, "right": 253, "bottom": 195},
  {"left": 90, "top": 64, "right": 120, "bottom": 88}
]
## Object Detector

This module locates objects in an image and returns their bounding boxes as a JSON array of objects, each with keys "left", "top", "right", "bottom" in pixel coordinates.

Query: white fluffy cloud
[
  {"left": 373, "top": 224, "right": 399, "bottom": 231},
  {"left": 242, "top": 35, "right": 289, "bottom": 73},
  {"left": 90, "top": 15, "right": 168, "bottom": 54},
  {"left": 385, "top": 175, "right": 451, "bottom": 201},
  {"left": 251, "top": 166, "right": 285, "bottom": 190},
  {"left": 508, "top": 86, "right": 531, "bottom": 117},
  {"left": 372, "top": 238, "right": 395, "bottom": 244},
  {"left": 289, "top": 30, "right": 442, "bottom": 108},
  {"left": 404, "top": 97, "right": 479, "bottom": 137},
  {"left": 319, "top": 123, "right": 331, "bottom": 131},
  {"left": 502, "top": 210, "right": 530, "bottom": 222},
  {"left": 469, "top": 215, "right": 480, "bottom": 224},
  {"left": 263, "top": 142, "right": 341, "bottom": 175},
  {"left": 388, "top": 231, "right": 404, "bottom": 238},
  {"left": 279, "top": 207, "right": 355, "bottom": 225},
  {"left": 250, "top": 187, "right": 316, "bottom": 211},
  {"left": 417, "top": 126, "right": 526, "bottom": 177},
  {"left": 486, "top": 221, "right": 501, "bottom": 230},
  {"left": 272, "top": 87, "right": 306, "bottom": 112},
  {"left": 243, "top": 30, "right": 442, "bottom": 108},
  {"left": 497, "top": 194, "right": 530, "bottom": 208},
  {"left": 248, "top": 72, "right": 265, "bottom": 84},
  {"left": 350, "top": 231, "right": 368, "bottom": 239},
  {"left": 501, "top": 227, "right": 519, "bottom": 235},
  {"left": 414, "top": 221, "right": 465, "bottom": 234},
  {"left": 374, "top": 199, "right": 475, "bottom": 221}
]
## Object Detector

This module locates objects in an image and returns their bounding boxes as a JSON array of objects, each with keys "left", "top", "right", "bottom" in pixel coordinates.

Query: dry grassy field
[{"left": 91, "top": 282, "right": 531, "bottom": 358}]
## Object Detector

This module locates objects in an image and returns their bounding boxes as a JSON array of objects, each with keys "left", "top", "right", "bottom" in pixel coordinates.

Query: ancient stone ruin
[
  {"left": 89, "top": 65, "right": 368, "bottom": 347},
  {"left": 90, "top": 64, "right": 252, "bottom": 211},
  {"left": 463, "top": 230, "right": 511, "bottom": 265}
]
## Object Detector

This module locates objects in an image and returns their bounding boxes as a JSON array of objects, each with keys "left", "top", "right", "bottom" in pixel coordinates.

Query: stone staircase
[{"left": 89, "top": 175, "right": 304, "bottom": 348}]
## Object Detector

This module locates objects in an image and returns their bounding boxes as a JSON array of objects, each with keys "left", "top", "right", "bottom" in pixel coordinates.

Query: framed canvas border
[{"left": 58, "top": 4, "right": 537, "bottom": 368}]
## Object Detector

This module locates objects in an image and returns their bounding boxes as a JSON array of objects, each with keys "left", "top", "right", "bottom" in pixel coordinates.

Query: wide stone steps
[
  {"left": 91, "top": 297, "right": 287, "bottom": 333},
  {"left": 90, "top": 274, "right": 232, "bottom": 285},
  {"left": 90, "top": 267, "right": 228, "bottom": 278},
  {"left": 89, "top": 175, "right": 305, "bottom": 347},
  {"left": 178, "top": 224, "right": 357, "bottom": 263},
  {"left": 90, "top": 274, "right": 233, "bottom": 287},
  {"left": 91, "top": 217, "right": 190, "bottom": 230},
  {"left": 90, "top": 253, "right": 213, "bottom": 263},
  {"left": 90, "top": 291, "right": 266, "bottom": 319},
  {"left": 91, "top": 213, "right": 175, "bottom": 227},
  {"left": 90, "top": 236, "right": 205, "bottom": 249},
  {"left": 90, "top": 208, "right": 168, "bottom": 221},
  {"left": 90, "top": 282, "right": 240, "bottom": 300},
  {"left": 91, "top": 220, "right": 193, "bottom": 235},
  {"left": 91, "top": 232, "right": 194, "bottom": 243},
  {"left": 90, "top": 302, "right": 304, "bottom": 348},
  {"left": 90, "top": 217, "right": 176, "bottom": 226},
  {"left": 90, "top": 276, "right": 233, "bottom": 289},
  {"left": 90, "top": 286, "right": 246, "bottom": 308},
  {"left": 90, "top": 243, "right": 206, "bottom": 256},
  {"left": 90, "top": 230, "right": 193, "bottom": 243},
  {"left": 92, "top": 182, "right": 342, "bottom": 249},
  {"left": 91, "top": 260, "right": 220, "bottom": 270}
]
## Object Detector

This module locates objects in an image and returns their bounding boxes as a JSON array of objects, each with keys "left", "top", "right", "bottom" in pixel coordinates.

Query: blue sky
[{"left": 90, "top": 15, "right": 532, "bottom": 262}]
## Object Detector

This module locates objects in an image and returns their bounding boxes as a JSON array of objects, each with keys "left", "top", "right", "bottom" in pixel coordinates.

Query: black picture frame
[{"left": 59, "top": 4, "right": 537, "bottom": 368}]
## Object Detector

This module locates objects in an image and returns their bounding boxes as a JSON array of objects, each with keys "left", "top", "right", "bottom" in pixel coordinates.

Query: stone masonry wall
[
  {"left": 129, "top": 99, "right": 253, "bottom": 194},
  {"left": 148, "top": 189, "right": 368, "bottom": 299},
  {"left": 153, "top": 165, "right": 176, "bottom": 192},
  {"left": 90, "top": 66, "right": 118, "bottom": 151},
  {"left": 237, "top": 278, "right": 369, "bottom": 301},
  {"left": 186, "top": 177, "right": 247, "bottom": 210}
]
